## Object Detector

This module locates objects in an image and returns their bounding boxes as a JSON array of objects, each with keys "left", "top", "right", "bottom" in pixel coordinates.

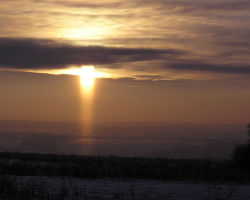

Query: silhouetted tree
[
  {"left": 231, "top": 122, "right": 250, "bottom": 169},
  {"left": 247, "top": 122, "right": 250, "bottom": 137}
]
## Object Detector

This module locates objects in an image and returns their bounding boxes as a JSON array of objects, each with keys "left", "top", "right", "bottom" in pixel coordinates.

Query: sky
[{"left": 0, "top": 0, "right": 250, "bottom": 124}]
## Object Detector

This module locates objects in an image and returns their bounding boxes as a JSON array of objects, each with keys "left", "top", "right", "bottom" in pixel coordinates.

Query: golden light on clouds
[
  {"left": 20, "top": 66, "right": 110, "bottom": 78},
  {"left": 62, "top": 26, "right": 110, "bottom": 40}
]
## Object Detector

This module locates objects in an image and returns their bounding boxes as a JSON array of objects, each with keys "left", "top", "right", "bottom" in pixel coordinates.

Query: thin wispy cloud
[{"left": 0, "top": 0, "right": 249, "bottom": 80}]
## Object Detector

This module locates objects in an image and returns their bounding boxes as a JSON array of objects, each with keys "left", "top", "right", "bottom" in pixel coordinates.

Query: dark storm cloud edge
[
  {"left": 168, "top": 63, "right": 250, "bottom": 75},
  {"left": 0, "top": 38, "right": 249, "bottom": 75},
  {"left": 0, "top": 38, "right": 180, "bottom": 69}
]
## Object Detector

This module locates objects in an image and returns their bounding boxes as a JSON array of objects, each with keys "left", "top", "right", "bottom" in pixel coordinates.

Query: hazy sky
[{"left": 0, "top": 0, "right": 250, "bottom": 124}]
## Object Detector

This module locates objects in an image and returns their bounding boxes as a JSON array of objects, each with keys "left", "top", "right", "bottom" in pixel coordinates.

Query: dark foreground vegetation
[
  {"left": 0, "top": 152, "right": 246, "bottom": 200},
  {"left": 0, "top": 151, "right": 249, "bottom": 183},
  {"left": 0, "top": 123, "right": 250, "bottom": 199}
]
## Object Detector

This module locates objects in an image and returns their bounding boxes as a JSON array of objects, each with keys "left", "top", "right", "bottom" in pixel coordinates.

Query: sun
[{"left": 80, "top": 66, "right": 95, "bottom": 92}]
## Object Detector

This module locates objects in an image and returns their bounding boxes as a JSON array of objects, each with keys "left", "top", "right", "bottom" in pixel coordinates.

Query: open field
[
  {"left": 1, "top": 176, "right": 249, "bottom": 200},
  {"left": 0, "top": 151, "right": 250, "bottom": 199}
]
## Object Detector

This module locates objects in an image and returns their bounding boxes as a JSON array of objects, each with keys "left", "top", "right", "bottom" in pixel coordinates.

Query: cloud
[
  {"left": 1, "top": 38, "right": 249, "bottom": 78},
  {"left": 52, "top": 1, "right": 125, "bottom": 9},
  {"left": 0, "top": 38, "right": 181, "bottom": 69},
  {"left": 168, "top": 62, "right": 250, "bottom": 75},
  {"left": 134, "top": 75, "right": 166, "bottom": 80},
  {"left": 51, "top": 0, "right": 250, "bottom": 12},
  {"left": 152, "top": 0, "right": 250, "bottom": 14}
]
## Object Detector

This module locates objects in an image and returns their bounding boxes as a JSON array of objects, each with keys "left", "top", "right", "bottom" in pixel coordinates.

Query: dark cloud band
[
  {"left": 168, "top": 63, "right": 250, "bottom": 74},
  {"left": 1, "top": 38, "right": 249, "bottom": 76},
  {"left": 0, "top": 38, "right": 180, "bottom": 69}
]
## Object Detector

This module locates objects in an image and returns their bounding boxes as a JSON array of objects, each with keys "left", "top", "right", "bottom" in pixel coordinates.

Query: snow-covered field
[{"left": 7, "top": 176, "right": 250, "bottom": 200}]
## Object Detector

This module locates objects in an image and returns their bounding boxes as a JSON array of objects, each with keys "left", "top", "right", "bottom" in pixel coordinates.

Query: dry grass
[{"left": 0, "top": 151, "right": 247, "bottom": 199}]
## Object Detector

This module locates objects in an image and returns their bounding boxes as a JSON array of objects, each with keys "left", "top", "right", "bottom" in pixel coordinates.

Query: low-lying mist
[{"left": 0, "top": 120, "right": 247, "bottom": 159}]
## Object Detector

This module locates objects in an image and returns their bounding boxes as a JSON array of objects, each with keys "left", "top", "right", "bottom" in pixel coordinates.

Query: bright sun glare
[{"left": 80, "top": 66, "right": 95, "bottom": 89}]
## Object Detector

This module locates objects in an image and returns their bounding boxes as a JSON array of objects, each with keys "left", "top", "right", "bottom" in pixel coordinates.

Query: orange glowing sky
[{"left": 0, "top": 0, "right": 250, "bottom": 124}]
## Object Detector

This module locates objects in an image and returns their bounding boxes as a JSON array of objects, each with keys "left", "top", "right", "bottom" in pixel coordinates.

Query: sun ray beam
[
  {"left": 79, "top": 66, "right": 95, "bottom": 139},
  {"left": 80, "top": 66, "right": 95, "bottom": 95}
]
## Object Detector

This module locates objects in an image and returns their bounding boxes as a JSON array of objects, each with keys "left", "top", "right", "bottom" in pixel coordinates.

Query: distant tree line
[{"left": 231, "top": 122, "right": 250, "bottom": 168}]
